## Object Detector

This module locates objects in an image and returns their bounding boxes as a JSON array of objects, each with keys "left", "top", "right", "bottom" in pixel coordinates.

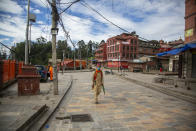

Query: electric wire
[
  {"left": 0, "top": 42, "right": 16, "bottom": 53},
  {"left": 80, "top": 0, "right": 149, "bottom": 42},
  {"left": 59, "top": 0, "right": 80, "bottom": 15}
]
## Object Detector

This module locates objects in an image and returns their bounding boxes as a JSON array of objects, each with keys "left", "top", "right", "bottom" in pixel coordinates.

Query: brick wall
[{"left": 185, "top": 0, "right": 196, "bottom": 43}]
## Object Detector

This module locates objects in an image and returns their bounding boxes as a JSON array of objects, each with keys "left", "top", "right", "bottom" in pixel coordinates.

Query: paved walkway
[
  {"left": 43, "top": 72, "right": 196, "bottom": 131},
  {"left": 0, "top": 73, "right": 71, "bottom": 131},
  {"left": 110, "top": 69, "right": 196, "bottom": 98}
]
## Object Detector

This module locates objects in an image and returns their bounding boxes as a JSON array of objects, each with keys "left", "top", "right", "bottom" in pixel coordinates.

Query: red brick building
[
  {"left": 138, "top": 40, "right": 160, "bottom": 58},
  {"left": 183, "top": 0, "right": 196, "bottom": 78},
  {"left": 185, "top": 0, "right": 196, "bottom": 43},
  {"left": 106, "top": 33, "right": 138, "bottom": 68},
  {"left": 95, "top": 41, "right": 107, "bottom": 66},
  {"left": 159, "top": 40, "right": 172, "bottom": 52},
  {"left": 168, "top": 38, "right": 184, "bottom": 47}
]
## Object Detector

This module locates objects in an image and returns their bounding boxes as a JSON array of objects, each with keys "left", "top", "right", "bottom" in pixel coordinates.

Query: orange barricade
[
  {"left": 9, "top": 60, "right": 16, "bottom": 81},
  {"left": 2, "top": 60, "right": 9, "bottom": 83},
  {"left": 18, "top": 62, "right": 23, "bottom": 75}
]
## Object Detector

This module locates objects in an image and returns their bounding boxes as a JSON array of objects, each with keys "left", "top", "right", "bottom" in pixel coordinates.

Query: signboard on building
[
  {"left": 185, "top": 28, "right": 193, "bottom": 37},
  {"left": 116, "top": 41, "right": 120, "bottom": 45},
  {"left": 122, "top": 41, "right": 129, "bottom": 44}
]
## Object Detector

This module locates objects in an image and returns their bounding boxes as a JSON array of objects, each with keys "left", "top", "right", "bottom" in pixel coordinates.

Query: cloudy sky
[{"left": 0, "top": 0, "right": 185, "bottom": 48}]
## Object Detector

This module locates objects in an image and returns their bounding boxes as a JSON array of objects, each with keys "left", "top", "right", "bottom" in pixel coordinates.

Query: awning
[{"left": 157, "top": 43, "right": 196, "bottom": 57}]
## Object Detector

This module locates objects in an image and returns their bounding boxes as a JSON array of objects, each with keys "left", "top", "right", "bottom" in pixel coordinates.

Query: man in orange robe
[
  {"left": 92, "top": 64, "right": 104, "bottom": 104},
  {"left": 49, "top": 65, "right": 53, "bottom": 81}
]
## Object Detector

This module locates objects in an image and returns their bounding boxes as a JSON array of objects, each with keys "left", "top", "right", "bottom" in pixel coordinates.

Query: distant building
[
  {"left": 138, "top": 40, "right": 160, "bottom": 58},
  {"left": 168, "top": 38, "right": 184, "bottom": 47},
  {"left": 167, "top": 39, "right": 184, "bottom": 72},
  {"left": 106, "top": 33, "right": 138, "bottom": 68},
  {"left": 95, "top": 41, "right": 107, "bottom": 67},
  {"left": 159, "top": 40, "right": 172, "bottom": 52}
]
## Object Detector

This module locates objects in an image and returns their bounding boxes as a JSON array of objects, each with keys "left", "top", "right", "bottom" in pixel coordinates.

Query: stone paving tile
[
  {"left": 0, "top": 74, "right": 71, "bottom": 131},
  {"left": 43, "top": 71, "right": 196, "bottom": 131}
]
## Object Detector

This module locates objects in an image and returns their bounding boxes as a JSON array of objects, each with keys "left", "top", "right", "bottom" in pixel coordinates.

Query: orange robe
[
  {"left": 49, "top": 66, "right": 53, "bottom": 80},
  {"left": 92, "top": 69, "right": 103, "bottom": 103}
]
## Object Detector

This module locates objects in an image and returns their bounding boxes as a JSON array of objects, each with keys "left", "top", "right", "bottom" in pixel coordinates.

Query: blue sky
[{"left": 0, "top": 0, "right": 185, "bottom": 50}]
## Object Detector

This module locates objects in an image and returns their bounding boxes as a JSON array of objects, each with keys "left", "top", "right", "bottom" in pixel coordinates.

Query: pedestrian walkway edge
[
  {"left": 38, "top": 77, "right": 73, "bottom": 131},
  {"left": 115, "top": 73, "right": 196, "bottom": 104},
  {"left": 25, "top": 76, "right": 73, "bottom": 131}
]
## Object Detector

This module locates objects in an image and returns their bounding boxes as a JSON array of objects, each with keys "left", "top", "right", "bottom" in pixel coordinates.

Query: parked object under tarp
[{"left": 157, "top": 43, "right": 196, "bottom": 56}]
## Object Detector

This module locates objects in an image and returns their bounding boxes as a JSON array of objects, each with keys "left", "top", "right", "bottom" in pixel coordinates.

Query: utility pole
[
  {"left": 50, "top": 0, "right": 59, "bottom": 95},
  {"left": 25, "top": 0, "right": 30, "bottom": 65},
  {"left": 29, "top": 23, "right": 32, "bottom": 64},
  {"left": 86, "top": 44, "right": 88, "bottom": 69},
  {"left": 74, "top": 48, "right": 76, "bottom": 70},
  {"left": 13, "top": 43, "right": 16, "bottom": 60},
  {"left": 80, "top": 46, "right": 82, "bottom": 70},
  {"left": 62, "top": 50, "right": 65, "bottom": 74}
]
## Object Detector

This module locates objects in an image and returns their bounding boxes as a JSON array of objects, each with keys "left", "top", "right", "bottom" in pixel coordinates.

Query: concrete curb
[
  {"left": 38, "top": 78, "right": 73, "bottom": 131},
  {"left": 15, "top": 105, "right": 49, "bottom": 131},
  {"left": 24, "top": 77, "right": 73, "bottom": 131},
  {"left": 0, "top": 79, "right": 17, "bottom": 92},
  {"left": 63, "top": 69, "right": 94, "bottom": 73},
  {"left": 115, "top": 72, "right": 196, "bottom": 104}
]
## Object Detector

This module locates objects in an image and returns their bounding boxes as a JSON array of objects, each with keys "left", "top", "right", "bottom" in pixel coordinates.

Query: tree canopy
[{"left": 9, "top": 36, "right": 99, "bottom": 65}]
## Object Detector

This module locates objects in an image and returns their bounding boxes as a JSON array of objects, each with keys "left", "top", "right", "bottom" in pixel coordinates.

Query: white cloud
[
  {"left": 33, "top": 9, "right": 41, "bottom": 14},
  {"left": 0, "top": 14, "right": 49, "bottom": 44},
  {"left": 0, "top": 0, "right": 24, "bottom": 14},
  {"left": 0, "top": 38, "right": 9, "bottom": 42},
  {"left": 37, "top": 21, "right": 44, "bottom": 24},
  {"left": 0, "top": 0, "right": 185, "bottom": 47},
  {"left": 31, "top": 0, "right": 48, "bottom": 7},
  {"left": 67, "top": 0, "right": 185, "bottom": 42}
]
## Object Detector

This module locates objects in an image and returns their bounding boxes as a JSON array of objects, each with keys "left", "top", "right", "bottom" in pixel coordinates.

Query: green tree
[
  {"left": 77, "top": 40, "right": 87, "bottom": 59},
  {"left": 14, "top": 42, "right": 25, "bottom": 61},
  {"left": 57, "top": 40, "right": 68, "bottom": 60}
]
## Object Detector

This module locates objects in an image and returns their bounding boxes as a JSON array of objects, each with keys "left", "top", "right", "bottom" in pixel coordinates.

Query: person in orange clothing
[
  {"left": 92, "top": 64, "right": 104, "bottom": 104},
  {"left": 49, "top": 64, "right": 53, "bottom": 81}
]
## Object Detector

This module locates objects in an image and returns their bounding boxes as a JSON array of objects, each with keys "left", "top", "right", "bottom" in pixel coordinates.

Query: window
[
  {"left": 123, "top": 45, "right": 125, "bottom": 51},
  {"left": 195, "top": 17, "right": 196, "bottom": 35},
  {"left": 130, "top": 54, "right": 132, "bottom": 59},
  {"left": 123, "top": 53, "right": 125, "bottom": 57},
  {"left": 135, "top": 40, "right": 137, "bottom": 45},
  {"left": 115, "top": 45, "right": 119, "bottom": 51},
  {"left": 127, "top": 46, "right": 129, "bottom": 51},
  {"left": 131, "top": 46, "right": 133, "bottom": 52},
  {"left": 134, "top": 54, "right": 136, "bottom": 58},
  {"left": 131, "top": 39, "right": 133, "bottom": 44}
]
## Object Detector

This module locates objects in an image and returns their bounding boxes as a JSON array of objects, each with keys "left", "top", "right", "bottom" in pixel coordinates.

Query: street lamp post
[
  {"left": 118, "top": 55, "right": 120, "bottom": 72},
  {"left": 25, "top": 0, "right": 30, "bottom": 65},
  {"left": 29, "top": 13, "right": 36, "bottom": 64}
]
